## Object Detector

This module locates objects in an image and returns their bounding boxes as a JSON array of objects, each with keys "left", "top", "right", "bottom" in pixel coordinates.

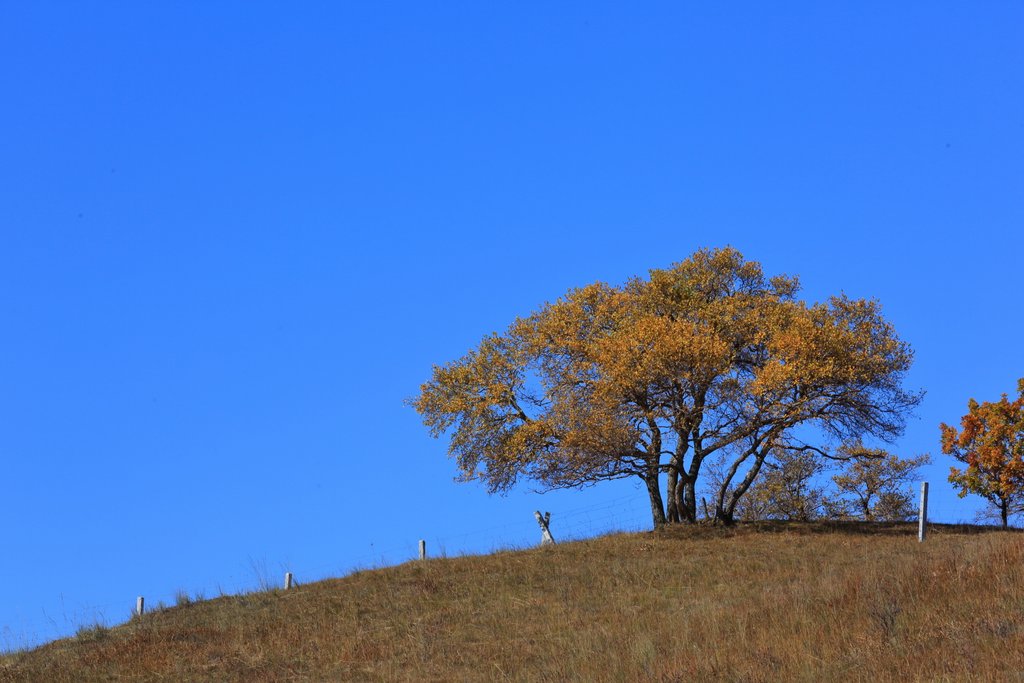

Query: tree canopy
[
  {"left": 412, "top": 247, "right": 922, "bottom": 526},
  {"left": 942, "top": 379, "right": 1024, "bottom": 528}
]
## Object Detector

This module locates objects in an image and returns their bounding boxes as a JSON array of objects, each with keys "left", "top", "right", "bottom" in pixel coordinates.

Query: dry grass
[{"left": 2, "top": 522, "right": 1023, "bottom": 682}]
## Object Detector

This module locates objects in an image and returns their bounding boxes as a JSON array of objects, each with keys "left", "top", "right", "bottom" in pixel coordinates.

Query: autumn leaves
[
  {"left": 412, "top": 247, "right": 1012, "bottom": 527},
  {"left": 942, "top": 380, "right": 1024, "bottom": 528}
]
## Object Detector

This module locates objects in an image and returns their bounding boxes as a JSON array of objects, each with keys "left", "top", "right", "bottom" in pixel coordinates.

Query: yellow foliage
[{"left": 411, "top": 247, "right": 921, "bottom": 526}]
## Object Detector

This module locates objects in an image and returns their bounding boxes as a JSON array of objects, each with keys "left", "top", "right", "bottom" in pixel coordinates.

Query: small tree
[
  {"left": 830, "top": 447, "right": 931, "bottom": 521},
  {"left": 735, "top": 448, "right": 828, "bottom": 521},
  {"left": 942, "top": 380, "right": 1024, "bottom": 529}
]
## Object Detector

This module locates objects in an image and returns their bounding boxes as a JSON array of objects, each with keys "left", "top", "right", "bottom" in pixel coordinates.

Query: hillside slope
[{"left": 2, "top": 523, "right": 1022, "bottom": 682}]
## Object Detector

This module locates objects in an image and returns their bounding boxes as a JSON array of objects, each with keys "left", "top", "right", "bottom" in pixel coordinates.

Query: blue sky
[{"left": 2, "top": 2, "right": 1022, "bottom": 648}]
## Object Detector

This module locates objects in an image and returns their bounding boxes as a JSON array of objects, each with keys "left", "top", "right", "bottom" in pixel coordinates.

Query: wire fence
[{"left": 0, "top": 494, "right": 654, "bottom": 654}]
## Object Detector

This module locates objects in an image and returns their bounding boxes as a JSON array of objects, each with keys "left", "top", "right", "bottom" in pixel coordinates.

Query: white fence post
[
  {"left": 284, "top": 572, "right": 294, "bottom": 590},
  {"left": 419, "top": 539, "right": 426, "bottom": 560},
  {"left": 534, "top": 511, "right": 556, "bottom": 545},
  {"left": 918, "top": 482, "right": 929, "bottom": 542},
  {"left": 136, "top": 596, "right": 144, "bottom": 616}
]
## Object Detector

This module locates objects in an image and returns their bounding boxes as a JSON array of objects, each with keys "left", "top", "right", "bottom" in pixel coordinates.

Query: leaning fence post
[
  {"left": 136, "top": 596, "right": 144, "bottom": 616},
  {"left": 419, "top": 539, "right": 426, "bottom": 560},
  {"left": 918, "top": 482, "right": 929, "bottom": 542},
  {"left": 284, "top": 572, "right": 294, "bottom": 590},
  {"left": 534, "top": 510, "right": 556, "bottom": 545}
]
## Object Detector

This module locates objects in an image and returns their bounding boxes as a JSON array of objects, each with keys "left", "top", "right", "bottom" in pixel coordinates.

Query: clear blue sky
[{"left": 2, "top": 2, "right": 1022, "bottom": 648}]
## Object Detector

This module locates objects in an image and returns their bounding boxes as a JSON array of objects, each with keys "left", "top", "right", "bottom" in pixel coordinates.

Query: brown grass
[{"left": 2, "top": 522, "right": 1022, "bottom": 682}]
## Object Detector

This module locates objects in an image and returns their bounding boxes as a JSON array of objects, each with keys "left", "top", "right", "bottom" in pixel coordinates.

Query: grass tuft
[
  {"left": 72, "top": 624, "right": 108, "bottom": 643},
  {"left": 173, "top": 590, "right": 192, "bottom": 608}
]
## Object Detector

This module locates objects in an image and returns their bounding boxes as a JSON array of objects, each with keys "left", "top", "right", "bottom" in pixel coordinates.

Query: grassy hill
[{"left": 2, "top": 522, "right": 1022, "bottom": 682}]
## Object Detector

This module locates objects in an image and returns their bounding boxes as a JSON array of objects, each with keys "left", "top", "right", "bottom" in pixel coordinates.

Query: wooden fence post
[
  {"left": 918, "top": 482, "right": 929, "bottom": 542},
  {"left": 284, "top": 572, "right": 294, "bottom": 590},
  {"left": 534, "top": 511, "right": 556, "bottom": 545},
  {"left": 419, "top": 539, "right": 426, "bottom": 560},
  {"left": 136, "top": 596, "right": 144, "bottom": 616}
]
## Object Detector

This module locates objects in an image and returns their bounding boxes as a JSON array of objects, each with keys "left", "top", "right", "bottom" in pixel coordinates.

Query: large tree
[
  {"left": 942, "top": 380, "right": 1024, "bottom": 528},
  {"left": 411, "top": 248, "right": 921, "bottom": 527}
]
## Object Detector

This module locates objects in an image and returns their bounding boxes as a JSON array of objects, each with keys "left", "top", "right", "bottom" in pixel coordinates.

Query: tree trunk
[
  {"left": 645, "top": 473, "right": 667, "bottom": 528},
  {"left": 724, "top": 449, "right": 771, "bottom": 523},
  {"left": 646, "top": 419, "right": 669, "bottom": 526},
  {"left": 717, "top": 500, "right": 735, "bottom": 525},
  {"left": 666, "top": 465, "right": 680, "bottom": 523},
  {"left": 1001, "top": 500, "right": 1009, "bottom": 529},
  {"left": 675, "top": 480, "right": 687, "bottom": 521},
  {"left": 666, "top": 438, "right": 690, "bottom": 524},
  {"left": 677, "top": 444, "right": 703, "bottom": 524},
  {"left": 680, "top": 480, "right": 698, "bottom": 523}
]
